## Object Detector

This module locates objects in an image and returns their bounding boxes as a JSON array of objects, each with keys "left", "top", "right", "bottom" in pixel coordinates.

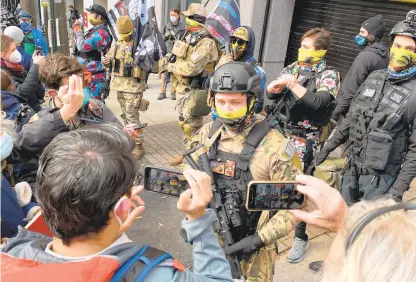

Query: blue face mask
[
  {"left": 355, "top": 35, "right": 367, "bottom": 46},
  {"left": 1, "top": 133, "right": 14, "bottom": 161},
  {"left": 20, "top": 22, "right": 32, "bottom": 33}
]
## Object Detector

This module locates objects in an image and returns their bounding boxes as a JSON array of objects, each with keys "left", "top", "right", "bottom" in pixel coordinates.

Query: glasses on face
[{"left": 230, "top": 37, "right": 246, "bottom": 46}]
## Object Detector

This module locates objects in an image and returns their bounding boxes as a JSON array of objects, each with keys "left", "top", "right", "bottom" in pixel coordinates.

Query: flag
[
  {"left": 107, "top": 1, "right": 128, "bottom": 42},
  {"left": 205, "top": 0, "right": 241, "bottom": 46},
  {"left": 131, "top": 0, "right": 167, "bottom": 72}
]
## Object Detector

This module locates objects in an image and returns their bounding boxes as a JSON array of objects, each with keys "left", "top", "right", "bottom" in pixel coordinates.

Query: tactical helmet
[
  {"left": 390, "top": 10, "right": 416, "bottom": 41},
  {"left": 209, "top": 61, "right": 261, "bottom": 99},
  {"left": 116, "top": 16, "right": 134, "bottom": 34},
  {"left": 170, "top": 175, "right": 179, "bottom": 181}
]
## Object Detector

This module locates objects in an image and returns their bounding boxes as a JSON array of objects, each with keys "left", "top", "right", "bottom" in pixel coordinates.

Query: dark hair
[
  {"left": 1, "top": 35, "right": 14, "bottom": 53},
  {"left": 170, "top": 8, "right": 180, "bottom": 15},
  {"left": 1, "top": 70, "right": 12, "bottom": 90},
  {"left": 301, "top": 28, "right": 332, "bottom": 50},
  {"left": 38, "top": 53, "right": 85, "bottom": 90},
  {"left": 68, "top": 5, "right": 74, "bottom": 9},
  {"left": 36, "top": 124, "right": 137, "bottom": 245}
]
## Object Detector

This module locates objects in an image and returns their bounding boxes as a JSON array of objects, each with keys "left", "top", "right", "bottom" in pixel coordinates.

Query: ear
[{"left": 47, "top": 89, "right": 57, "bottom": 98}]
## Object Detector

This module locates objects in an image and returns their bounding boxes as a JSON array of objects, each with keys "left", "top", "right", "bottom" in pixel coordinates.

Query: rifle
[
  {"left": 183, "top": 146, "right": 245, "bottom": 281},
  {"left": 102, "top": 52, "right": 112, "bottom": 100}
]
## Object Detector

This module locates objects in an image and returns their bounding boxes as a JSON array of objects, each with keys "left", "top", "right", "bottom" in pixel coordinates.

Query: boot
[
  {"left": 171, "top": 92, "right": 176, "bottom": 100},
  {"left": 158, "top": 92, "right": 166, "bottom": 100},
  {"left": 168, "top": 155, "right": 184, "bottom": 166},
  {"left": 132, "top": 144, "right": 145, "bottom": 160}
]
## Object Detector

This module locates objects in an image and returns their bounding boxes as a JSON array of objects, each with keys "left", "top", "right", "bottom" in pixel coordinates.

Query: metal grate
[{"left": 285, "top": 0, "right": 415, "bottom": 78}]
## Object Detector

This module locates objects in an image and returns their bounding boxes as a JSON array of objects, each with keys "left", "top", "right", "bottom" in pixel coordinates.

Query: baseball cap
[
  {"left": 86, "top": 4, "right": 108, "bottom": 21},
  {"left": 182, "top": 3, "right": 207, "bottom": 17}
]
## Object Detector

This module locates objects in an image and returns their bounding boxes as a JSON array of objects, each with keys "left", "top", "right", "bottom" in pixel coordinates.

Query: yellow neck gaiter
[
  {"left": 120, "top": 30, "right": 134, "bottom": 42},
  {"left": 88, "top": 14, "right": 103, "bottom": 26},
  {"left": 185, "top": 17, "right": 204, "bottom": 33},
  {"left": 389, "top": 47, "right": 416, "bottom": 72},
  {"left": 231, "top": 41, "right": 247, "bottom": 60},
  {"left": 298, "top": 49, "right": 327, "bottom": 65},
  {"left": 216, "top": 98, "right": 254, "bottom": 119}
]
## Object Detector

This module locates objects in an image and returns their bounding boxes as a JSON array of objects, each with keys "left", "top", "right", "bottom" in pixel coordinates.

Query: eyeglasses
[{"left": 230, "top": 37, "right": 246, "bottom": 46}]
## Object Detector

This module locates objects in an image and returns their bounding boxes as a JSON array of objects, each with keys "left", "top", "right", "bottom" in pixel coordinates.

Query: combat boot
[
  {"left": 132, "top": 144, "right": 145, "bottom": 160},
  {"left": 171, "top": 92, "right": 176, "bottom": 100},
  {"left": 158, "top": 92, "right": 166, "bottom": 100},
  {"left": 168, "top": 155, "right": 184, "bottom": 166}
]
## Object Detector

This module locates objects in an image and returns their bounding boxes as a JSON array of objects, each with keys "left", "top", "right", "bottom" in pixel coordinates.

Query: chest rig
[
  {"left": 199, "top": 120, "right": 269, "bottom": 241},
  {"left": 348, "top": 70, "right": 416, "bottom": 175}
]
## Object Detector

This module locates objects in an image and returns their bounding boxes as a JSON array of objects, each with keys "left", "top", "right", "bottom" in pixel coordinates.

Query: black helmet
[
  {"left": 209, "top": 61, "right": 261, "bottom": 100},
  {"left": 390, "top": 10, "right": 416, "bottom": 41}
]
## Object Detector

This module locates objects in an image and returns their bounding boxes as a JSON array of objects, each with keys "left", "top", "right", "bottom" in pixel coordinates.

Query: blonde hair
[{"left": 322, "top": 198, "right": 416, "bottom": 282}]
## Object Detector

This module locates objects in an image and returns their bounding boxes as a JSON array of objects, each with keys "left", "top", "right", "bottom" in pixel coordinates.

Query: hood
[
  {"left": 1, "top": 90, "right": 25, "bottom": 111},
  {"left": 1, "top": 228, "right": 146, "bottom": 281},
  {"left": 239, "top": 26, "right": 256, "bottom": 62},
  {"left": 364, "top": 42, "right": 388, "bottom": 58}
]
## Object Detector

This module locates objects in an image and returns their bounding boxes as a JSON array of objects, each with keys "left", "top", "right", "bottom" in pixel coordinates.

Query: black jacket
[
  {"left": 7, "top": 100, "right": 121, "bottom": 186},
  {"left": 332, "top": 43, "right": 388, "bottom": 121},
  {"left": 0, "top": 59, "right": 45, "bottom": 112}
]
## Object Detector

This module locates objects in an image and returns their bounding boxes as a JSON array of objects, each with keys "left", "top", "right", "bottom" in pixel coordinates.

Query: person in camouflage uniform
[
  {"left": 165, "top": 3, "right": 219, "bottom": 166},
  {"left": 183, "top": 62, "right": 302, "bottom": 281},
  {"left": 102, "top": 16, "right": 149, "bottom": 159}
]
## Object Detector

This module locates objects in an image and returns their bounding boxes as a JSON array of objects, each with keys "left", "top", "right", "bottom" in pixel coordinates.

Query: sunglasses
[{"left": 230, "top": 37, "right": 246, "bottom": 46}]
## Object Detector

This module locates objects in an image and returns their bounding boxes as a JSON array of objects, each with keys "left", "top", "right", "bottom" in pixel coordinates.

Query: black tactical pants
[{"left": 341, "top": 167, "right": 397, "bottom": 205}]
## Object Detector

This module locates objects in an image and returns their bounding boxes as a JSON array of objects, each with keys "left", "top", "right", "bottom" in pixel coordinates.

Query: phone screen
[
  {"left": 144, "top": 166, "right": 189, "bottom": 197},
  {"left": 246, "top": 182, "right": 305, "bottom": 211}
]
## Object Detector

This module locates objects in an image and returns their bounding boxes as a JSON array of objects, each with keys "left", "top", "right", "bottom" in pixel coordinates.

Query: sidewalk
[{"left": 106, "top": 74, "right": 416, "bottom": 281}]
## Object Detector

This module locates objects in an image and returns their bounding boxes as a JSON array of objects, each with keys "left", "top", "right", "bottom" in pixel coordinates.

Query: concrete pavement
[{"left": 105, "top": 74, "right": 416, "bottom": 281}]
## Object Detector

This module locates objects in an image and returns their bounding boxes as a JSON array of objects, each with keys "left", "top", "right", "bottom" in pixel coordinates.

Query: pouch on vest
[
  {"left": 139, "top": 98, "right": 149, "bottom": 112},
  {"left": 172, "top": 40, "right": 189, "bottom": 59},
  {"left": 187, "top": 89, "right": 211, "bottom": 117},
  {"left": 364, "top": 131, "right": 393, "bottom": 170},
  {"left": 314, "top": 157, "right": 346, "bottom": 191}
]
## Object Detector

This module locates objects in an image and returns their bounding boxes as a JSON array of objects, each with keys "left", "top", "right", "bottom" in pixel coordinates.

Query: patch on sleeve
[{"left": 284, "top": 141, "right": 296, "bottom": 159}]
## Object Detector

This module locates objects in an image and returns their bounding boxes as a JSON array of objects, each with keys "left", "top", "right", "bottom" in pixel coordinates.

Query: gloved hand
[
  {"left": 224, "top": 233, "right": 264, "bottom": 258},
  {"left": 314, "top": 149, "right": 330, "bottom": 166}
]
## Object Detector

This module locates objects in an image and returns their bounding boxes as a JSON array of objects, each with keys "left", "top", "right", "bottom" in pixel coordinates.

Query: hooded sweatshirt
[
  {"left": 1, "top": 209, "right": 232, "bottom": 282},
  {"left": 332, "top": 42, "right": 388, "bottom": 121}
]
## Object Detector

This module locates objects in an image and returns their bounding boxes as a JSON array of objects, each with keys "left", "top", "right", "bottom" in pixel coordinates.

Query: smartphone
[
  {"left": 144, "top": 165, "right": 189, "bottom": 197},
  {"left": 133, "top": 123, "right": 147, "bottom": 130},
  {"left": 34, "top": 47, "right": 44, "bottom": 56},
  {"left": 245, "top": 181, "right": 306, "bottom": 211}
]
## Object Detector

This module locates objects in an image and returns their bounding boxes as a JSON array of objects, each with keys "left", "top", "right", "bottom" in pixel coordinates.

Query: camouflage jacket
[
  {"left": 168, "top": 29, "right": 219, "bottom": 93},
  {"left": 185, "top": 121, "right": 303, "bottom": 246}
]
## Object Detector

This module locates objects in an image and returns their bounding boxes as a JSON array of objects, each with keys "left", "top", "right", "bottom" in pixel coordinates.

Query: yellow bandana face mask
[
  {"left": 216, "top": 99, "right": 254, "bottom": 119},
  {"left": 120, "top": 30, "right": 134, "bottom": 42},
  {"left": 389, "top": 47, "right": 416, "bottom": 72},
  {"left": 185, "top": 17, "right": 204, "bottom": 32},
  {"left": 297, "top": 49, "right": 327, "bottom": 65},
  {"left": 88, "top": 14, "right": 102, "bottom": 26}
]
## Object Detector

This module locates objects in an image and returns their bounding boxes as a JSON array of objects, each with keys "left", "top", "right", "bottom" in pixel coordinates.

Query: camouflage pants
[
  {"left": 241, "top": 248, "right": 277, "bottom": 282},
  {"left": 117, "top": 91, "right": 144, "bottom": 146},
  {"left": 161, "top": 73, "right": 178, "bottom": 94},
  {"left": 176, "top": 89, "right": 203, "bottom": 149}
]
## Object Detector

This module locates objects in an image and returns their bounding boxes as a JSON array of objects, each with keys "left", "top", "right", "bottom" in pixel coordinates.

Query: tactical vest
[
  {"left": 110, "top": 41, "right": 145, "bottom": 79},
  {"left": 348, "top": 70, "right": 416, "bottom": 175},
  {"left": 199, "top": 119, "right": 269, "bottom": 241},
  {"left": 273, "top": 68, "right": 336, "bottom": 127}
]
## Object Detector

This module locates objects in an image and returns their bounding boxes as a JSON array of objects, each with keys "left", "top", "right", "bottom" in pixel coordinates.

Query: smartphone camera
[{"left": 246, "top": 182, "right": 305, "bottom": 211}]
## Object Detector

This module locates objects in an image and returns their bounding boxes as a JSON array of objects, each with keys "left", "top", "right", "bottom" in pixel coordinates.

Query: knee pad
[{"left": 178, "top": 121, "right": 185, "bottom": 130}]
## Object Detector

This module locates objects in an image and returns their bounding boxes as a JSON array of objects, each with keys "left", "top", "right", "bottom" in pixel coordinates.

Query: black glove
[
  {"left": 224, "top": 233, "right": 265, "bottom": 258},
  {"left": 314, "top": 149, "right": 330, "bottom": 166}
]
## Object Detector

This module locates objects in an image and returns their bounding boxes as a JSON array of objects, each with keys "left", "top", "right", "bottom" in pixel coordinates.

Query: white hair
[
  {"left": 4, "top": 26, "right": 24, "bottom": 45},
  {"left": 322, "top": 198, "right": 416, "bottom": 282}
]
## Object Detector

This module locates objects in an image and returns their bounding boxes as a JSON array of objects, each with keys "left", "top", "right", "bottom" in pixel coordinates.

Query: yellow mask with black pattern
[
  {"left": 185, "top": 17, "right": 204, "bottom": 32},
  {"left": 389, "top": 47, "right": 416, "bottom": 72},
  {"left": 297, "top": 49, "right": 327, "bottom": 65},
  {"left": 120, "top": 30, "right": 134, "bottom": 42}
]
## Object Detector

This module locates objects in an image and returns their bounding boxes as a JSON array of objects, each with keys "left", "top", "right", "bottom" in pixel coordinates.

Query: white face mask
[
  {"left": 170, "top": 16, "right": 178, "bottom": 23},
  {"left": 7, "top": 49, "right": 22, "bottom": 63}
]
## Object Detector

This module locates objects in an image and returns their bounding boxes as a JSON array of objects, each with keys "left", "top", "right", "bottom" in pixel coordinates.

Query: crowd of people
[{"left": 1, "top": 2, "right": 416, "bottom": 282}]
